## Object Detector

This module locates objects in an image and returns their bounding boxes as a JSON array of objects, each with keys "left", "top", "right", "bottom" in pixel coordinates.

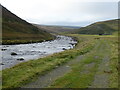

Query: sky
[{"left": 0, "top": 0, "right": 119, "bottom": 26}]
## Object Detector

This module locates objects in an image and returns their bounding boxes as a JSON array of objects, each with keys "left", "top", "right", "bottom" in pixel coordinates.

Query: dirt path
[
  {"left": 89, "top": 40, "right": 111, "bottom": 88},
  {"left": 89, "top": 56, "right": 110, "bottom": 88},
  {"left": 22, "top": 55, "right": 84, "bottom": 88},
  {"left": 22, "top": 38, "right": 111, "bottom": 88}
]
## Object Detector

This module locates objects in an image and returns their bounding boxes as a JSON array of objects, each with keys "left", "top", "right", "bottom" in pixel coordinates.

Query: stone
[
  {"left": 17, "top": 58, "right": 24, "bottom": 61},
  {"left": 63, "top": 48, "right": 67, "bottom": 50},
  {"left": 11, "top": 52, "right": 17, "bottom": 55},
  {"left": 0, "top": 63, "right": 4, "bottom": 65},
  {"left": 1, "top": 49, "right": 7, "bottom": 51}
]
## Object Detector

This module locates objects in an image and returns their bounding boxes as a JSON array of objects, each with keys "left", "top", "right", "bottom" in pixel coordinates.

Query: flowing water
[{"left": 0, "top": 35, "right": 77, "bottom": 70}]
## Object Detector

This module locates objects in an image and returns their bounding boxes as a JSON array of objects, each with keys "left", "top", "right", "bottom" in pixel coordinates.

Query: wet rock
[
  {"left": 1, "top": 48, "right": 7, "bottom": 51},
  {"left": 69, "top": 43, "right": 74, "bottom": 46},
  {"left": 11, "top": 52, "right": 17, "bottom": 55},
  {"left": 4, "top": 46, "right": 9, "bottom": 47},
  {"left": 62, "top": 48, "right": 67, "bottom": 50},
  {"left": 33, "top": 46, "right": 36, "bottom": 48},
  {"left": 17, "top": 58, "right": 24, "bottom": 61},
  {"left": 0, "top": 63, "right": 4, "bottom": 65},
  {"left": 41, "top": 53, "right": 45, "bottom": 55}
]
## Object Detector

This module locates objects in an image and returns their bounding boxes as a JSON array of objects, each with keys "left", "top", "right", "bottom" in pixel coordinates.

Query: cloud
[{"left": 1, "top": 0, "right": 118, "bottom": 26}]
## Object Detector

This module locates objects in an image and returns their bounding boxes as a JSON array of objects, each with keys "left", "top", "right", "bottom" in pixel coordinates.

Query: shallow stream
[{"left": 0, "top": 35, "right": 77, "bottom": 70}]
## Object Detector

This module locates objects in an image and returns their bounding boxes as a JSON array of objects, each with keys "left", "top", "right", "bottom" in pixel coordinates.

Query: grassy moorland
[
  {"left": 1, "top": 5, "right": 54, "bottom": 44},
  {"left": 33, "top": 24, "right": 80, "bottom": 34},
  {"left": 73, "top": 19, "right": 118, "bottom": 35},
  {"left": 2, "top": 34, "right": 118, "bottom": 89}
]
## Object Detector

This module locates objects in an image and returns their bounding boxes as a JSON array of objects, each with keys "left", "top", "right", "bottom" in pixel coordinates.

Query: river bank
[
  {"left": 2, "top": 35, "right": 56, "bottom": 45},
  {"left": 1, "top": 35, "right": 77, "bottom": 70}
]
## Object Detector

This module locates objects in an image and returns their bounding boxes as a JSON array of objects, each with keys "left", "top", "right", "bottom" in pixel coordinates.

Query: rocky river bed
[{"left": 0, "top": 35, "right": 77, "bottom": 70}]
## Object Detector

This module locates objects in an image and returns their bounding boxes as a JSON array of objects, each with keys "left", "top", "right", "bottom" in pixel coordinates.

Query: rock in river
[
  {"left": 0, "top": 63, "right": 4, "bottom": 65},
  {"left": 62, "top": 48, "right": 67, "bottom": 50},
  {"left": 17, "top": 58, "right": 24, "bottom": 61},
  {"left": 1, "top": 48, "right": 7, "bottom": 51},
  {"left": 11, "top": 52, "right": 17, "bottom": 55}
]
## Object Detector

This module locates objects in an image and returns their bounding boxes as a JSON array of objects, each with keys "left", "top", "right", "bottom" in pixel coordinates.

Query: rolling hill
[
  {"left": 1, "top": 5, "right": 54, "bottom": 41},
  {"left": 33, "top": 24, "right": 80, "bottom": 34},
  {"left": 75, "top": 19, "right": 118, "bottom": 35}
]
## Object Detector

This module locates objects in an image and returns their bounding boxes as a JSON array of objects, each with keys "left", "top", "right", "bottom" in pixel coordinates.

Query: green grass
[
  {"left": 108, "top": 37, "right": 118, "bottom": 88},
  {"left": 2, "top": 34, "right": 95, "bottom": 89},
  {"left": 74, "top": 19, "right": 118, "bottom": 35},
  {"left": 2, "top": 39, "right": 54, "bottom": 45},
  {"left": 49, "top": 35, "right": 118, "bottom": 88},
  {"left": 2, "top": 34, "right": 118, "bottom": 88}
]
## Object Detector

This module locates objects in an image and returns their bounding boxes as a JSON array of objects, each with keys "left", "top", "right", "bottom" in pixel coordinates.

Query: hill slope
[
  {"left": 1, "top": 5, "right": 54, "bottom": 41},
  {"left": 75, "top": 19, "right": 118, "bottom": 35},
  {"left": 33, "top": 24, "right": 80, "bottom": 34}
]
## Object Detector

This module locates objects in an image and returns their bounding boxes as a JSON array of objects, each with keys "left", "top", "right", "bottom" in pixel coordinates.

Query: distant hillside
[
  {"left": 60, "top": 26, "right": 80, "bottom": 29},
  {"left": 33, "top": 24, "right": 80, "bottom": 34},
  {"left": 75, "top": 19, "right": 118, "bottom": 35},
  {"left": 1, "top": 5, "right": 54, "bottom": 41}
]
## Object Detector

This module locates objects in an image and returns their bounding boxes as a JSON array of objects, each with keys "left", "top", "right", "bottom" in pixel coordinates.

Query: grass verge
[{"left": 108, "top": 37, "right": 118, "bottom": 88}]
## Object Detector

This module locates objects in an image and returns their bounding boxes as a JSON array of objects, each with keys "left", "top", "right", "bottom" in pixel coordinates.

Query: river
[{"left": 0, "top": 35, "right": 77, "bottom": 70}]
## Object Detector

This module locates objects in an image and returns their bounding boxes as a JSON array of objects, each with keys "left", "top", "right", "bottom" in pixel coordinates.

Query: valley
[{"left": 1, "top": 3, "right": 119, "bottom": 89}]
